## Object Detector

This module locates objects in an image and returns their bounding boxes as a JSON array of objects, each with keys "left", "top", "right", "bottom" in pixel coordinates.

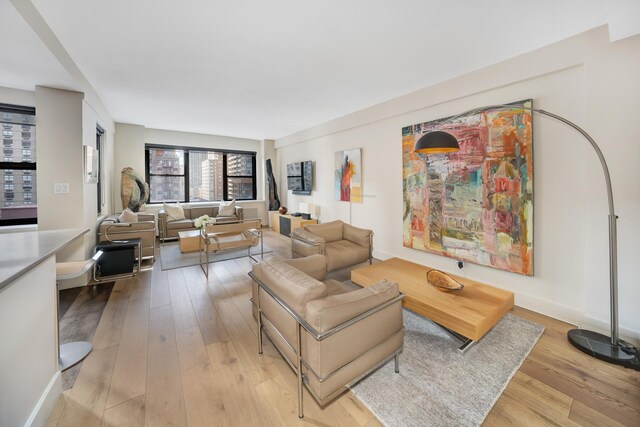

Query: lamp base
[{"left": 567, "top": 329, "right": 639, "bottom": 371}]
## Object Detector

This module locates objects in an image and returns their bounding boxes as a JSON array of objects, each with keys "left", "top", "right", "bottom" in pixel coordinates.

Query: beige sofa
[
  {"left": 250, "top": 254, "right": 403, "bottom": 417},
  {"left": 98, "top": 213, "right": 156, "bottom": 261},
  {"left": 158, "top": 205, "right": 244, "bottom": 242},
  {"left": 291, "top": 220, "right": 373, "bottom": 271}
]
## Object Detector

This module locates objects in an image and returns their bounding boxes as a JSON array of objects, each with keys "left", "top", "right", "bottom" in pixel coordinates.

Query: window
[
  {"left": 96, "top": 126, "right": 104, "bottom": 215},
  {"left": 0, "top": 104, "right": 36, "bottom": 226},
  {"left": 145, "top": 144, "right": 256, "bottom": 203}
]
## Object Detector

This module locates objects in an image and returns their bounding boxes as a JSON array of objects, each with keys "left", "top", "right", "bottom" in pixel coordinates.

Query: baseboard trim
[{"left": 25, "top": 371, "right": 61, "bottom": 427}]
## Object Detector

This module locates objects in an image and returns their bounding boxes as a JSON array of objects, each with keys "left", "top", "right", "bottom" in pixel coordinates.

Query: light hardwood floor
[{"left": 47, "top": 230, "right": 640, "bottom": 427}]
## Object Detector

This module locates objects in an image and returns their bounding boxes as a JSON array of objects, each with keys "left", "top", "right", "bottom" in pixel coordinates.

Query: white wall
[
  {"left": 275, "top": 26, "right": 640, "bottom": 342},
  {"left": 0, "top": 257, "right": 59, "bottom": 427},
  {"left": 35, "top": 86, "right": 85, "bottom": 261},
  {"left": 114, "top": 124, "right": 268, "bottom": 222}
]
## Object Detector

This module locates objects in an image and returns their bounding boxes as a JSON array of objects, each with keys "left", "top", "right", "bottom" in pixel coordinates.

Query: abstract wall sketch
[{"left": 402, "top": 100, "right": 534, "bottom": 275}]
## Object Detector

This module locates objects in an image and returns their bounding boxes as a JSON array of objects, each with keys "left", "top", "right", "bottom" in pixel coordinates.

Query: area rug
[
  {"left": 350, "top": 309, "right": 544, "bottom": 427},
  {"left": 159, "top": 242, "right": 273, "bottom": 270}
]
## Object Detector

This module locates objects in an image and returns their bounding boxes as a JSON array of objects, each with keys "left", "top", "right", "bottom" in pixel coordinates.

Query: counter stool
[{"left": 55, "top": 250, "right": 103, "bottom": 371}]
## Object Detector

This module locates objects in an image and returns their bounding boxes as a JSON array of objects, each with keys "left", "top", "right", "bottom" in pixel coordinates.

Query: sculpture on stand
[
  {"left": 266, "top": 159, "right": 281, "bottom": 211},
  {"left": 121, "top": 167, "right": 149, "bottom": 212}
]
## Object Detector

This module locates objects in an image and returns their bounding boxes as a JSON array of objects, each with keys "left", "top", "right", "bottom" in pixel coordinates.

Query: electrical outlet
[{"left": 54, "top": 183, "right": 70, "bottom": 193}]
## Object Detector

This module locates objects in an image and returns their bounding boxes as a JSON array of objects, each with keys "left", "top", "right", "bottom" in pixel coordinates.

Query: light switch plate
[{"left": 54, "top": 183, "right": 70, "bottom": 193}]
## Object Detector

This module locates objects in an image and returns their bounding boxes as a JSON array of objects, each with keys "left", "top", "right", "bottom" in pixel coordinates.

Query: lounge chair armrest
[
  {"left": 343, "top": 223, "right": 373, "bottom": 249},
  {"left": 282, "top": 254, "right": 327, "bottom": 281},
  {"left": 304, "top": 280, "right": 400, "bottom": 333},
  {"left": 292, "top": 228, "right": 325, "bottom": 246}
]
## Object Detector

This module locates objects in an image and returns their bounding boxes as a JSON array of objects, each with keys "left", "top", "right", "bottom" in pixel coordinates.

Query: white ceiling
[
  {"left": 10, "top": 1, "right": 608, "bottom": 139},
  {"left": 0, "top": 1, "right": 78, "bottom": 94}
]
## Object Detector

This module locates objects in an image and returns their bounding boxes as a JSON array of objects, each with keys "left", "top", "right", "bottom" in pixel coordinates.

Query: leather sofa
[
  {"left": 291, "top": 220, "right": 373, "bottom": 271},
  {"left": 250, "top": 254, "right": 403, "bottom": 417},
  {"left": 97, "top": 213, "right": 156, "bottom": 261},
  {"left": 158, "top": 205, "right": 244, "bottom": 242}
]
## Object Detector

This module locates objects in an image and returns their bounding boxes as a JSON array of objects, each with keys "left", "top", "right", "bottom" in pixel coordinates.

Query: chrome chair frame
[
  {"left": 199, "top": 220, "right": 264, "bottom": 278},
  {"left": 249, "top": 271, "right": 404, "bottom": 418}
]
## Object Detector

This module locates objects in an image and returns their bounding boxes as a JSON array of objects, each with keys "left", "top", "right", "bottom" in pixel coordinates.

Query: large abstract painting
[
  {"left": 402, "top": 100, "right": 533, "bottom": 275},
  {"left": 335, "top": 148, "right": 362, "bottom": 203}
]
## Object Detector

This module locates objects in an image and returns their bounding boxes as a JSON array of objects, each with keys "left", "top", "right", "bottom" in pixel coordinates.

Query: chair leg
[
  {"left": 394, "top": 353, "right": 400, "bottom": 373},
  {"left": 297, "top": 323, "right": 304, "bottom": 418}
]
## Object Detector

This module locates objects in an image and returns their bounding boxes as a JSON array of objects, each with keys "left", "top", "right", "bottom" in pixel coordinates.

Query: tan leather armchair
[
  {"left": 98, "top": 214, "right": 156, "bottom": 261},
  {"left": 250, "top": 255, "right": 403, "bottom": 417},
  {"left": 158, "top": 205, "right": 244, "bottom": 242},
  {"left": 291, "top": 220, "right": 373, "bottom": 271}
]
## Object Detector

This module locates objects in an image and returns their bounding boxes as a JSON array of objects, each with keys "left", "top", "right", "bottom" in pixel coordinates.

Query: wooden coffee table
[
  {"left": 178, "top": 230, "right": 201, "bottom": 253},
  {"left": 351, "top": 257, "right": 514, "bottom": 353}
]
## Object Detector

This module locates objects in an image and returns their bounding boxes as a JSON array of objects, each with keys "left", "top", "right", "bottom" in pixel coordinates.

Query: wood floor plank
[
  {"left": 497, "top": 371, "right": 577, "bottom": 424},
  {"left": 48, "top": 230, "right": 640, "bottom": 427},
  {"left": 145, "top": 304, "right": 187, "bottom": 427},
  {"left": 102, "top": 395, "right": 146, "bottom": 427},
  {"left": 182, "top": 266, "right": 230, "bottom": 345},
  {"left": 168, "top": 269, "right": 198, "bottom": 331},
  {"left": 206, "top": 339, "right": 275, "bottom": 427},
  {"left": 92, "top": 281, "right": 131, "bottom": 350},
  {"left": 44, "top": 389, "right": 68, "bottom": 427},
  {"left": 569, "top": 399, "right": 626, "bottom": 427},
  {"left": 105, "top": 297, "right": 150, "bottom": 409},
  {"left": 520, "top": 359, "right": 640, "bottom": 426},
  {"left": 175, "top": 326, "right": 230, "bottom": 427},
  {"left": 57, "top": 345, "right": 119, "bottom": 427},
  {"left": 149, "top": 263, "right": 170, "bottom": 308}
]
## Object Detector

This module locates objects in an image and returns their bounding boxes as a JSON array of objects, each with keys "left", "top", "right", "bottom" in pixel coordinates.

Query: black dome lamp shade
[{"left": 415, "top": 130, "right": 460, "bottom": 154}]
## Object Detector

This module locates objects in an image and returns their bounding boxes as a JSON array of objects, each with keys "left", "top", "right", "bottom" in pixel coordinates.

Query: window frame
[
  {"left": 0, "top": 103, "right": 36, "bottom": 226},
  {"left": 145, "top": 144, "right": 257, "bottom": 203},
  {"left": 96, "top": 125, "right": 104, "bottom": 215}
]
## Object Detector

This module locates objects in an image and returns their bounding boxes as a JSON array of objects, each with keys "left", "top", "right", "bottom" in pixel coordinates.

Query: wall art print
[
  {"left": 402, "top": 100, "right": 533, "bottom": 275},
  {"left": 335, "top": 148, "right": 362, "bottom": 203}
]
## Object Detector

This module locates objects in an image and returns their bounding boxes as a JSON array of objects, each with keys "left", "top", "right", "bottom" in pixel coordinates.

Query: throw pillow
[
  {"left": 219, "top": 199, "right": 236, "bottom": 216},
  {"left": 164, "top": 202, "right": 186, "bottom": 221},
  {"left": 118, "top": 208, "right": 138, "bottom": 223}
]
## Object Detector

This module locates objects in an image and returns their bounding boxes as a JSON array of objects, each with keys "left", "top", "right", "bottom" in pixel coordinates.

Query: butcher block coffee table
[{"left": 351, "top": 257, "right": 514, "bottom": 353}]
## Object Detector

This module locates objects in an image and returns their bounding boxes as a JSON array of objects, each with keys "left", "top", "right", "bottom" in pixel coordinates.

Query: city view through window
[
  {"left": 1, "top": 107, "right": 37, "bottom": 225},
  {"left": 147, "top": 147, "right": 255, "bottom": 202}
]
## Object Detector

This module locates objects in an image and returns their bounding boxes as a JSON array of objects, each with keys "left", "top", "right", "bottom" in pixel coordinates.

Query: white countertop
[{"left": 0, "top": 228, "right": 88, "bottom": 290}]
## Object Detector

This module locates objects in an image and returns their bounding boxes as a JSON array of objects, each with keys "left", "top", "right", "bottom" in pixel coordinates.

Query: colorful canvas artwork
[
  {"left": 335, "top": 148, "right": 362, "bottom": 203},
  {"left": 402, "top": 100, "right": 534, "bottom": 275}
]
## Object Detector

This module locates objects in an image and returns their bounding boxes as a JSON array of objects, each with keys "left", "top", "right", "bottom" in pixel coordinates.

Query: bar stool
[{"left": 55, "top": 250, "right": 103, "bottom": 371}]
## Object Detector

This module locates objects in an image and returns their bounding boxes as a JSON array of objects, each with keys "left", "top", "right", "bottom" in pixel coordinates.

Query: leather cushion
[
  {"left": 215, "top": 215, "right": 239, "bottom": 223},
  {"left": 304, "top": 220, "right": 343, "bottom": 243},
  {"left": 325, "top": 279, "right": 360, "bottom": 296},
  {"left": 282, "top": 255, "right": 327, "bottom": 281},
  {"left": 166, "top": 219, "right": 194, "bottom": 230},
  {"left": 343, "top": 223, "right": 372, "bottom": 248},
  {"left": 305, "top": 280, "right": 399, "bottom": 332},
  {"left": 325, "top": 240, "right": 370, "bottom": 271},
  {"left": 190, "top": 206, "right": 216, "bottom": 219},
  {"left": 252, "top": 256, "right": 327, "bottom": 316}
]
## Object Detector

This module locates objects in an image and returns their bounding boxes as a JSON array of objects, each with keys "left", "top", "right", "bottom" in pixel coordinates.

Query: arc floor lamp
[{"left": 415, "top": 104, "right": 639, "bottom": 370}]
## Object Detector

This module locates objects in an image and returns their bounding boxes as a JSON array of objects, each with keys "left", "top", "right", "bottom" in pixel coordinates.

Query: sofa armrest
[
  {"left": 343, "top": 223, "right": 373, "bottom": 249},
  {"left": 137, "top": 213, "right": 155, "bottom": 222},
  {"left": 282, "top": 254, "right": 327, "bottom": 281},
  {"left": 304, "top": 280, "right": 399, "bottom": 333},
  {"left": 291, "top": 228, "right": 326, "bottom": 258}
]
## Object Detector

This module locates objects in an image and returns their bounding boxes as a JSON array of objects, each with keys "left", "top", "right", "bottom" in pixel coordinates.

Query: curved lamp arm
[
  {"left": 431, "top": 104, "right": 615, "bottom": 215},
  {"left": 420, "top": 103, "right": 623, "bottom": 349}
]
